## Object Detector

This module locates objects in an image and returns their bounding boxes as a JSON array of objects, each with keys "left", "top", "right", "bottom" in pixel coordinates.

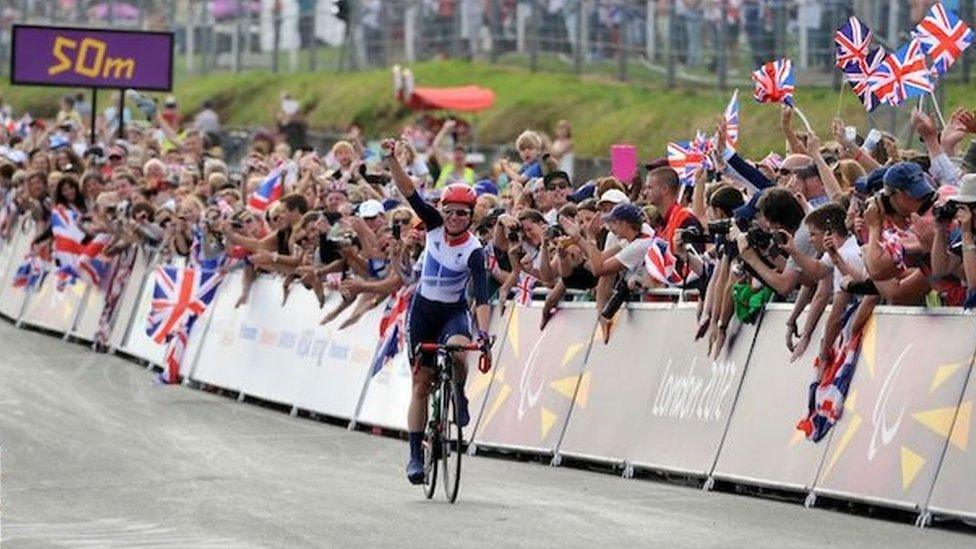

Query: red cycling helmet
[{"left": 440, "top": 183, "right": 477, "bottom": 209}]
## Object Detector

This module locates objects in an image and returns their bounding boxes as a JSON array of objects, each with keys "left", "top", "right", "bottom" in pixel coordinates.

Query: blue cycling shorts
[{"left": 407, "top": 293, "right": 472, "bottom": 368}]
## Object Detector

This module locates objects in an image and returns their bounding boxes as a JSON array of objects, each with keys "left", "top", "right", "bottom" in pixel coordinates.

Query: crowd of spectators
[{"left": 1, "top": 87, "right": 976, "bottom": 370}]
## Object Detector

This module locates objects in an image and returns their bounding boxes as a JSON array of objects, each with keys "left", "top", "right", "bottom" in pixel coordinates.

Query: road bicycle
[{"left": 415, "top": 340, "right": 492, "bottom": 503}]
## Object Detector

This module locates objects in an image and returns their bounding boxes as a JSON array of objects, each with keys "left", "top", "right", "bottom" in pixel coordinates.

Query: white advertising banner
[
  {"left": 712, "top": 306, "right": 830, "bottom": 491},
  {"left": 293, "top": 294, "right": 383, "bottom": 421},
  {"left": 0, "top": 221, "right": 35, "bottom": 320},
  {"left": 19, "top": 272, "right": 87, "bottom": 334},
  {"left": 119, "top": 263, "right": 168, "bottom": 366},
  {"left": 106, "top": 248, "right": 153, "bottom": 350}
]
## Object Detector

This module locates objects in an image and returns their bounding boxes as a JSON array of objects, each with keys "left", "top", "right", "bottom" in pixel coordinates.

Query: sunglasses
[{"left": 443, "top": 209, "right": 471, "bottom": 218}]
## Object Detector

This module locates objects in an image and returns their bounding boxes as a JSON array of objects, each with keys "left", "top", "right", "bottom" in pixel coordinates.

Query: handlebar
[
  {"left": 418, "top": 342, "right": 482, "bottom": 353},
  {"left": 416, "top": 338, "right": 494, "bottom": 373}
]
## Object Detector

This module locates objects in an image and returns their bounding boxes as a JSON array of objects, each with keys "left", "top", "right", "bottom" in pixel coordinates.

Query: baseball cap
[
  {"left": 950, "top": 174, "right": 976, "bottom": 204},
  {"left": 543, "top": 170, "right": 571, "bottom": 189},
  {"left": 473, "top": 179, "right": 498, "bottom": 196},
  {"left": 568, "top": 181, "right": 596, "bottom": 203},
  {"left": 883, "top": 162, "right": 934, "bottom": 199},
  {"left": 854, "top": 166, "right": 888, "bottom": 195},
  {"left": 598, "top": 188, "right": 630, "bottom": 205},
  {"left": 357, "top": 199, "right": 384, "bottom": 218},
  {"left": 603, "top": 203, "right": 643, "bottom": 224}
]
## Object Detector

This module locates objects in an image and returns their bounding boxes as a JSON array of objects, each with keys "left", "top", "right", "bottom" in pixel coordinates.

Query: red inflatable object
[{"left": 400, "top": 86, "right": 496, "bottom": 112}]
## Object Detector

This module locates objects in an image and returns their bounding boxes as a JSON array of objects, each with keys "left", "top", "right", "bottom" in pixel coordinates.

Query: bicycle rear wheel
[{"left": 441, "top": 379, "right": 463, "bottom": 503}]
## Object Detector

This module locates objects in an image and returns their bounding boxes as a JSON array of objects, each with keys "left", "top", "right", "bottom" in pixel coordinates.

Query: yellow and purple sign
[{"left": 10, "top": 25, "right": 173, "bottom": 91}]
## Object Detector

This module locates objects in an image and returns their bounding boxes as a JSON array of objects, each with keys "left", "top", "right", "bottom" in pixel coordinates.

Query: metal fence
[{"left": 2, "top": 1, "right": 974, "bottom": 89}]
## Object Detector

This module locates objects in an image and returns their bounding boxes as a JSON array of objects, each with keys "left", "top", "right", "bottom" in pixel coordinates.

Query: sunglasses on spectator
[{"left": 443, "top": 208, "right": 471, "bottom": 218}]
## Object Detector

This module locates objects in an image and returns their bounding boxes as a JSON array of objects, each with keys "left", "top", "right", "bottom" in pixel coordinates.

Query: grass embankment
[{"left": 2, "top": 60, "right": 973, "bottom": 159}]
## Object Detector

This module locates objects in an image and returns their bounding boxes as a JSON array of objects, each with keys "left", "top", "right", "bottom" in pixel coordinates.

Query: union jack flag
[
  {"left": 912, "top": 2, "right": 974, "bottom": 77},
  {"left": 693, "top": 131, "right": 715, "bottom": 171},
  {"left": 835, "top": 16, "right": 873, "bottom": 69},
  {"left": 12, "top": 245, "right": 51, "bottom": 290},
  {"left": 75, "top": 234, "right": 113, "bottom": 287},
  {"left": 246, "top": 168, "right": 285, "bottom": 214},
  {"left": 644, "top": 236, "right": 698, "bottom": 287},
  {"left": 160, "top": 327, "right": 189, "bottom": 385},
  {"left": 843, "top": 46, "right": 886, "bottom": 112},
  {"left": 371, "top": 284, "right": 415, "bottom": 375},
  {"left": 873, "top": 38, "right": 934, "bottom": 106},
  {"left": 667, "top": 141, "right": 705, "bottom": 185},
  {"left": 512, "top": 273, "right": 537, "bottom": 305},
  {"left": 751, "top": 59, "right": 795, "bottom": 106},
  {"left": 50, "top": 206, "right": 114, "bottom": 290},
  {"left": 797, "top": 299, "right": 862, "bottom": 442},
  {"left": 146, "top": 266, "right": 222, "bottom": 344},
  {"left": 50, "top": 206, "right": 86, "bottom": 269},
  {"left": 13, "top": 257, "right": 45, "bottom": 289},
  {"left": 723, "top": 90, "right": 739, "bottom": 148}
]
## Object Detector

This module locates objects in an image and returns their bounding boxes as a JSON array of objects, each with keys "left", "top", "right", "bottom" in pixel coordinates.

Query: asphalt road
[{"left": 0, "top": 320, "right": 973, "bottom": 548}]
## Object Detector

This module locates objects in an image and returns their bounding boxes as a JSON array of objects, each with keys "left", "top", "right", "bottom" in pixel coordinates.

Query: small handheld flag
[
  {"left": 873, "top": 38, "right": 934, "bottom": 106},
  {"left": 246, "top": 168, "right": 285, "bottom": 214},
  {"left": 835, "top": 16, "right": 873, "bottom": 70},
  {"left": 843, "top": 46, "right": 886, "bottom": 112},
  {"left": 667, "top": 141, "right": 705, "bottom": 186},
  {"left": 751, "top": 59, "right": 795, "bottom": 107},
  {"left": 723, "top": 90, "right": 739, "bottom": 148},
  {"left": 912, "top": 2, "right": 974, "bottom": 77}
]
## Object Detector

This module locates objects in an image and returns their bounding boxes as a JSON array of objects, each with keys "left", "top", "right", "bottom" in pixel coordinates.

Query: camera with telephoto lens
[
  {"left": 601, "top": 275, "right": 632, "bottom": 320},
  {"left": 707, "top": 219, "right": 733, "bottom": 237},
  {"left": 933, "top": 202, "right": 961, "bottom": 223},
  {"left": 677, "top": 226, "right": 708, "bottom": 245}
]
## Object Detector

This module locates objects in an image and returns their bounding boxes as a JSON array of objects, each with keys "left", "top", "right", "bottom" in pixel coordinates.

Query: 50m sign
[
  {"left": 10, "top": 25, "right": 173, "bottom": 91},
  {"left": 49, "top": 36, "right": 136, "bottom": 80}
]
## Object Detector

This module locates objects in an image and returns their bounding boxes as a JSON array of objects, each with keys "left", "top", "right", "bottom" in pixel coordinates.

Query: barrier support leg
[
  {"left": 803, "top": 492, "right": 817, "bottom": 508},
  {"left": 14, "top": 286, "right": 33, "bottom": 328},
  {"left": 622, "top": 462, "right": 635, "bottom": 479},
  {"left": 466, "top": 442, "right": 478, "bottom": 456},
  {"left": 915, "top": 510, "right": 932, "bottom": 529},
  {"left": 550, "top": 453, "right": 562, "bottom": 467},
  {"left": 702, "top": 476, "right": 715, "bottom": 492},
  {"left": 289, "top": 406, "right": 298, "bottom": 417},
  {"left": 237, "top": 391, "right": 246, "bottom": 403}
]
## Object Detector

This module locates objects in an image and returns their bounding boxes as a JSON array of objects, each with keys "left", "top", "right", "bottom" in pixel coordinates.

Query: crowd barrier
[{"left": 1, "top": 220, "right": 975, "bottom": 528}]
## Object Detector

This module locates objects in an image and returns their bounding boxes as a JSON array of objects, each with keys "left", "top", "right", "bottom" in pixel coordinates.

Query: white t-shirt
[
  {"left": 820, "top": 236, "right": 866, "bottom": 293},
  {"left": 614, "top": 228, "right": 656, "bottom": 275}
]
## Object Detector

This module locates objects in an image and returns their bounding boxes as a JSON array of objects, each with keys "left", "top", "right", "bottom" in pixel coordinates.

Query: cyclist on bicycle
[{"left": 381, "top": 139, "right": 492, "bottom": 485}]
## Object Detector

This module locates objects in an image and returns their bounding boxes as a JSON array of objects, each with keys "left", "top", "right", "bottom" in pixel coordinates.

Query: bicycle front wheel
[
  {"left": 422, "top": 397, "right": 439, "bottom": 500},
  {"left": 441, "top": 379, "right": 463, "bottom": 503}
]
